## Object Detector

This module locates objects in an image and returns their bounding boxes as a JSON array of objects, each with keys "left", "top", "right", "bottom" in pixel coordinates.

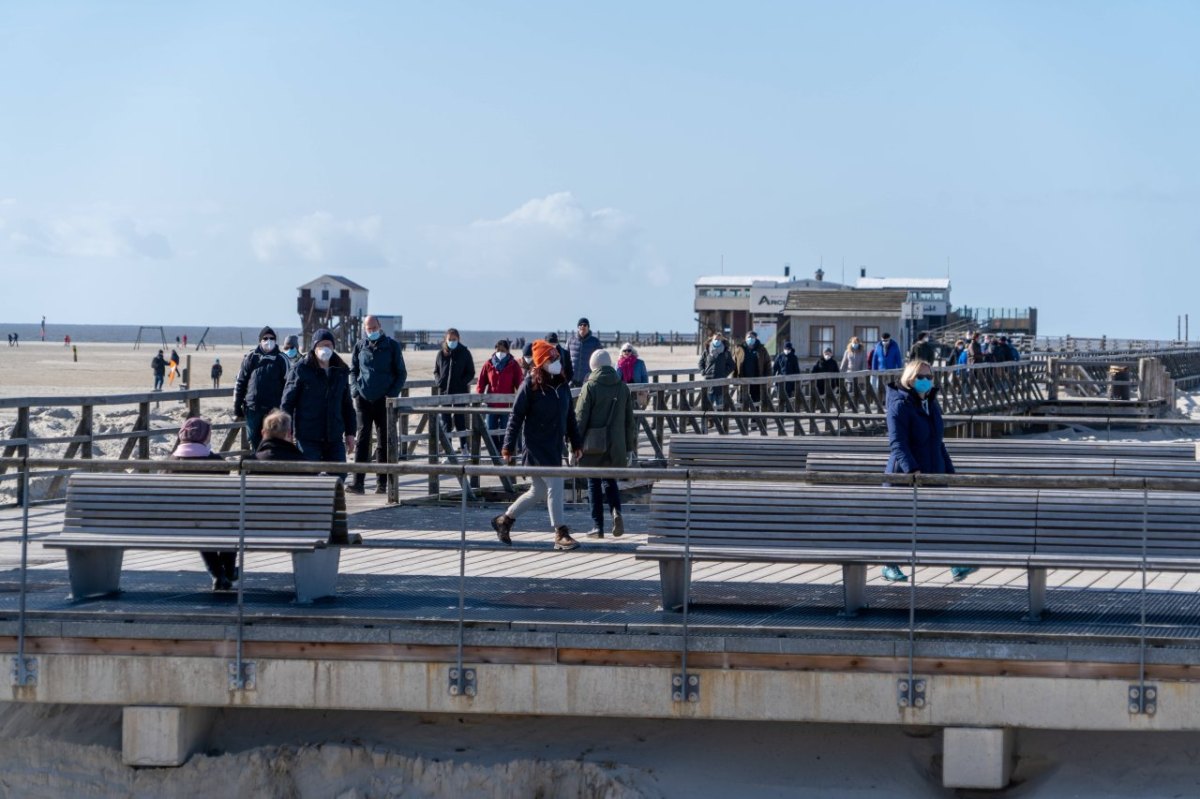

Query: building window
[
  {"left": 321, "top": 289, "right": 329, "bottom": 301},
  {"left": 809, "top": 325, "right": 835, "bottom": 358},
  {"left": 854, "top": 326, "right": 880, "bottom": 352}
]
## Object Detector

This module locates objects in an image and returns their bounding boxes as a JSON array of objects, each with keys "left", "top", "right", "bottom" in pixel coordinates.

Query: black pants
[
  {"left": 200, "top": 551, "right": 237, "bottom": 580},
  {"left": 440, "top": 409, "right": 468, "bottom": 449},
  {"left": 589, "top": 477, "right": 621, "bottom": 529},
  {"left": 354, "top": 395, "right": 389, "bottom": 488}
]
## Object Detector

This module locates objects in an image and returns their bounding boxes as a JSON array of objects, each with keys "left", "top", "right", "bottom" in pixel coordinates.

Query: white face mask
[
  {"left": 315, "top": 347, "right": 333, "bottom": 362},
  {"left": 260, "top": 339, "right": 276, "bottom": 352},
  {"left": 544, "top": 360, "right": 563, "bottom": 376}
]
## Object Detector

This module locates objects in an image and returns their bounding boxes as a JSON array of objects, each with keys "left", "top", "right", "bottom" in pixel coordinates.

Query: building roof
[
  {"left": 785, "top": 289, "right": 910, "bottom": 314},
  {"left": 855, "top": 277, "right": 950, "bottom": 290},
  {"left": 298, "top": 274, "right": 369, "bottom": 292},
  {"left": 695, "top": 275, "right": 787, "bottom": 287}
]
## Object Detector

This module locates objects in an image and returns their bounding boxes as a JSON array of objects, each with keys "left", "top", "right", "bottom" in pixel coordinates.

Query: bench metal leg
[
  {"left": 1025, "top": 567, "right": 1047, "bottom": 621},
  {"left": 292, "top": 548, "right": 341, "bottom": 604},
  {"left": 65, "top": 548, "right": 124, "bottom": 599},
  {"left": 659, "top": 560, "right": 691, "bottom": 611},
  {"left": 840, "top": 564, "right": 868, "bottom": 616}
]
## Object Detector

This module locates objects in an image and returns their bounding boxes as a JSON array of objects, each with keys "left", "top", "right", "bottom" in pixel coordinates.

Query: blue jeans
[
  {"left": 245, "top": 408, "right": 266, "bottom": 452},
  {"left": 153, "top": 374, "right": 164, "bottom": 391},
  {"left": 297, "top": 438, "right": 348, "bottom": 481}
]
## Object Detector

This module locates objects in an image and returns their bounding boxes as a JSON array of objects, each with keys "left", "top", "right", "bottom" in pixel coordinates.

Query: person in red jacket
[{"left": 477, "top": 339, "right": 524, "bottom": 437}]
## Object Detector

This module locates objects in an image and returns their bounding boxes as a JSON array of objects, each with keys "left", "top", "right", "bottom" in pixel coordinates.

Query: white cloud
[
  {"left": 251, "top": 212, "right": 388, "bottom": 268},
  {"left": 428, "top": 191, "right": 670, "bottom": 287},
  {"left": 0, "top": 209, "right": 172, "bottom": 260}
]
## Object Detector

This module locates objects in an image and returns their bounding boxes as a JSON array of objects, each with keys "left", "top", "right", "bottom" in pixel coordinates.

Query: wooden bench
[
  {"left": 805, "top": 452, "right": 1200, "bottom": 480},
  {"left": 43, "top": 474, "right": 352, "bottom": 603},
  {"left": 636, "top": 481, "right": 1200, "bottom": 619},
  {"left": 668, "top": 433, "right": 1197, "bottom": 470}
]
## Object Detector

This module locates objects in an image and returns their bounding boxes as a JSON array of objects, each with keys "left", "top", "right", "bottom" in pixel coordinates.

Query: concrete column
[
  {"left": 942, "top": 727, "right": 1014, "bottom": 790},
  {"left": 122, "top": 706, "right": 214, "bottom": 767}
]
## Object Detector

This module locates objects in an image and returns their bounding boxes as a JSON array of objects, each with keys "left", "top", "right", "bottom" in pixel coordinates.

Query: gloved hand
[{"left": 234, "top": 403, "right": 245, "bottom": 420}]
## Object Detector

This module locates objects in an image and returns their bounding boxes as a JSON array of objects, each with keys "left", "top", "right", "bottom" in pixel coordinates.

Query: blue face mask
[
  {"left": 285, "top": 348, "right": 299, "bottom": 358},
  {"left": 367, "top": 331, "right": 381, "bottom": 342},
  {"left": 914, "top": 378, "right": 934, "bottom": 394},
  {"left": 447, "top": 339, "right": 459, "bottom": 350}
]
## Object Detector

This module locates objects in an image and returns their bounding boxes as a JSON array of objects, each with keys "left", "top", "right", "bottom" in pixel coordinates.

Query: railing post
[
  {"left": 428, "top": 412, "right": 440, "bottom": 498},
  {"left": 231, "top": 468, "right": 249, "bottom": 690},
  {"left": 12, "top": 458, "right": 34, "bottom": 687},
  {"left": 386, "top": 399, "right": 399, "bottom": 504},
  {"left": 80, "top": 404, "right": 94, "bottom": 461}
]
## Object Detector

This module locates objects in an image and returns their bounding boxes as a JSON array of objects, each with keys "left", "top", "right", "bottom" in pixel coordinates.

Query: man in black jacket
[
  {"left": 253, "top": 409, "right": 306, "bottom": 464},
  {"left": 433, "top": 328, "right": 475, "bottom": 450},
  {"left": 281, "top": 328, "right": 356, "bottom": 478},
  {"left": 349, "top": 315, "right": 408, "bottom": 494},
  {"left": 234, "top": 326, "right": 291, "bottom": 451}
]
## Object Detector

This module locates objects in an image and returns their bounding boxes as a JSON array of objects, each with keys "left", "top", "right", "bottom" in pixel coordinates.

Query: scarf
[
  {"left": 172, "top": 442, "right": 212, "bottom": 458},
  {"left": 617, "top": 353, "right": 637, "bottom": 383}
]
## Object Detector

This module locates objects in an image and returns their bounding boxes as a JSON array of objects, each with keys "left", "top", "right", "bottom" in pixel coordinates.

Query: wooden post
[
  {"left": 469, "top": 415, "right": 481, "bottom": 492},
  {"left": 137, "top": 401, "right": 151, "bottom": 462},
  {"left": 386, "top": 400, "right": 399, "bottom": 504},
  {"left": 428, "top": 412, "right": 440, "bottom": 498},
  {"left": 80, "top": 404, "right": 94, "bottom": 460}
]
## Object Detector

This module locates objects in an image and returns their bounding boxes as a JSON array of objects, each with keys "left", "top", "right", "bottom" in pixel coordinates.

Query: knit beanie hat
[
  {"left": 313, "top": 329, "right": 335, "bottom": 346},
  {"left": 589, "top": 349, "right": 612, "bottom": 370},
  {"left": 179, "top": 417, "right": 212, "bottom": 444},
  {"left": 283, "top": 334, "right": 299, "bottom": 349},
  {"left": 532, "top": 339, "right": 556, "bottom": 368},
  {"left": 259, "top": 326, "right": 276, "bottom": 340}
]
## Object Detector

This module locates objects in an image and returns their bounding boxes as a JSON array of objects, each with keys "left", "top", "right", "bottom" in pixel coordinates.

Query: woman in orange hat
[{"left": 492, "top": 340, "right": 584, "bottom": 551}]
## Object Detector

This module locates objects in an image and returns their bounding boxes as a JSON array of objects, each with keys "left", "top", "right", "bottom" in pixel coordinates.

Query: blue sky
[{"left": 1, "top": 1, "right": 1197, "bottom": 337}]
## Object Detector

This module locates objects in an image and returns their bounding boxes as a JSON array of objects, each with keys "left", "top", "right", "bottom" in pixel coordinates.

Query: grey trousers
[{"left": 506, "top": 476, "right": 565, "bottom": 529}]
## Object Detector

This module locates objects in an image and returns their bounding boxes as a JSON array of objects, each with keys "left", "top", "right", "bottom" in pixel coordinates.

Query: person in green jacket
[{"left": 575, "top": 349, "right": 637, "bottom": 538}]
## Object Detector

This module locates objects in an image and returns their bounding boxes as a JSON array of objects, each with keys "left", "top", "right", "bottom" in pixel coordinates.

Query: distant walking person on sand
[
  {"left": 576, "top": 349, "right": 636, "bottom": 539},
  {"left": 281, "top": 329, "right": 356, "bottom": 475},
  {"left": 881, "top": 360, "right": 974, "bottom": 583},
  {"left": 772, "top": 340, "right": 801, "bottom": 400},
  {"left": 567, "top": 318, "right": 601, "bottom": 388},
  {"left": 282, "top": 334, "right": 302, "bottom": 368},
  {"left": 492, "top": 340, "right": 583, "bottom": 552},
  {"left": 182, "top": 333, "right": 188, "bottom": 349},
  {"left": 477, "top": 339, "right": 523, "bottom": 435},
  {"left": 169, "top": 417, "right": 236, "bottom": 591},
  {"left": 732, "top": 330, "right": 771, "bottom": 406},
  {"left": 10, "top": 332, "right": 17, "bottom": 347},
  {"left": 433, "top": 328, "right": 475, "bottom": 452},
  {"left": 699, "top": 334, "right": 734, "bottom": 409},
  {"left": 233, "top": 326, "right": 290, "bottom": 452},
  {"left": 210, "top": 358, "right": 223, "bottom": 389},
  {"left": 349, "top": 315, "right": 408, "bottom": 495},
  {"left": 151, "top": 349, "right": 167, "bottom": 391}
]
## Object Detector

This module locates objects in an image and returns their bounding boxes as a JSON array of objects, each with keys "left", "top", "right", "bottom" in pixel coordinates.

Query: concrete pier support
[
  {"left": 122, "top": 706, "right": 214, "bottom": 767},
  {"left": 942, "top": 727, "right": 1014, "bottom": 790}
]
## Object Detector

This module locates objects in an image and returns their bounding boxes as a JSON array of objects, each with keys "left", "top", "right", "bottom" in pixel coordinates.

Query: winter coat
[
  {"left": 773, "top": 351, "right": 801, "bottom": 376},
  {"left": 949, "top": 346, "right": 966, "bottom": 367},
  {"left": 699, "top": 348, "right": 734, "bottom": 380},
  {"left": 234, "top": 346, "right": 291, "bottom": 415},
  {"left": 840, "top": 348, "right": 866, "bottom": 373},
  {"left": 567, "top": 333, "right": 602, "bottom": 387},
  {"left": 967, "top": 340, "right": 984, "bottom": 365},
  {"left": 281, "top": 352, "right": 357, "bottom": 444},
  {"left": 151, "top": 355, "right": 167, "bottom": 376},
  {"left": 351, "top": 335, "right": 408, "bottom": 402},
  {"left": 884, "top": 382, "right": 954, "bottom": 476},
  {"left": 210, "top": 363, "right": 223, "bottom": 380},
  {"left": 732, "top": 341, "right": 770, "bottom": 379},
  {"left": 503, "top": 374, "right": 582, "bottom": 466},
  {"left": 477, "top": 354, "right": 524, "bottom": 408},
  {"left": 433, "top": 343, "right": 475, "bottom": 396},
  {"left": 253, "top": 437, "right": 306, "bottom": 463},
  {"left": 617, "top": 355, "right": 648, "bottom": 385},
  {"left": 908, "top": 340, "right": 935, "bottom": 363},
  {"left": 811, "top": 355, "right": 840, "bottom": 394},
  {"left": 575, "top": 366, "right": 637, "bottom": 467},
  {"left": 871, "top": 340, "right": 903, "bottom": 371}
]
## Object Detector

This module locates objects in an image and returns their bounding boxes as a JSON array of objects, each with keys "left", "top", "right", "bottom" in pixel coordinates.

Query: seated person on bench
[{"left": 170, "top": 416, "right": 237, "bottom": 591}]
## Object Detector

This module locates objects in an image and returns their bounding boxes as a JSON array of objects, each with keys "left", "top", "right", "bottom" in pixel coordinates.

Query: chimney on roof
[
  {"left": 815, "top": 268, "right": 824, "bottom": 281},
  {"left": 860, "top": 267, "right": 867, "bottom": 278},
  {"left": 783, "top": 263, "right": 790, "bottom": 278}
]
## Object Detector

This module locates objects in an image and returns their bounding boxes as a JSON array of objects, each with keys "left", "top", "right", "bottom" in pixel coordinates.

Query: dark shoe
[
  {"left": 213, "top": 577, "right": 233, "bottom": 591},
  {"left": 586, "top": 528, "right": 604, "bottom": 539},
  {"left": 491, "top": 514, "right": 514, "bottom": 546},
  {"left": 611, "top": 509, "right": 625, "bottom": 538},
  {"left": 346, "top": 483, "right": 366, "bottom": 495},
  {"left": 554, "top": 526, "right": 580, "bottom": 551},
  {"left": 374, "top": 483, "right": 388, "bottom": 494}
]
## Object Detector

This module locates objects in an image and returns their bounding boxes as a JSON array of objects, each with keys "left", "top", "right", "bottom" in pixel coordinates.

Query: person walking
[
  {"left": 871, "top": 332, "right": 903, "bottom": 371},
  {"left": 966, "top": 332, "right": 985, "bottom": 365},
  {"left": 349, "top": 315, "right": 408, "bottom": 495},
  {"left": 908, "top": 332, "right": 935, "bottom": 363},
  {"left": 281, "top": 329, "right": 356, "bottom": 475},
  {"left": 576, "top": 350, "right": 637, "bottom": 538},
  {"left": 811, "top": 346, "right": 840, "bottom": 398},
  {"left": 772, "top": 340, "right": 802, "bottom": 401},
  {"left": 732, "top": 330, "right": 771, "bottom": 406},
  {"left": 492, "top": 340, "right": 583, "bottom": 551},
  {"left": 881, "top": 360, "right": 974, "bottom": 583},
  {"left": 168, "top": 417, "right": 235, "bottom": 591},
  {"left": 253, "top": 409, "right": 306, "bottom": 463},
  {"left": 233, "top": 326, "right": 290, "bottom": 452},
  {"left": 477, "top": 339, "right": 524, "bottom": 435},
  {"left": 433, "top": 328, "right": 475, "bottom": 451},
  {"left": 210, "top": 358, "right": 223, "bottom": 389},
  {"left": 699, "top": 334, "right": 734, "bottom": 409},
  {"left": 567, "top": 318, "right": 602, "bottom": 388},
  {"left": 151, "top": 349, "right": 167, "bottom": 391},
  {"left": 282, "top": 334, "right": 303, "bottom": 367},
  {"left": 840, "top": 336, "right": 866, "bottom": 372}
]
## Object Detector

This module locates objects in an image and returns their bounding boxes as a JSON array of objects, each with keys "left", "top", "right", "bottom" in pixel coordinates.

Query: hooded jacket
[
  {"left": 503, "top": 373, "right": 581, "bottom": 466},
  {"left": 433, "top": 343, "right": 475, "bottom": 396},
  {"left": 699, "top": 346, "right": 734, "bottom": 380},
  {"left": 234, "top": 345, "right": 291, "bottom": 415},
  {"left": 351, "top": 334, "right": 408, "bottom": 402},
  {"left": 281, "top": 352, "right": 356, "bottom": 443},
  {"left": 884, "top": 382, "right": 954, "bottom": 476},
  {"left": 477, "top": 353, "right": 524, "bottom": 407},
  {"left": 871, "top": 339, "right": 903, "bottom": 371},
  {"left": 575, "top": 365, "right": 637, "bottom": 467},
  {"left": 567, "top": 332, "right": 602, "bottom": 387}
]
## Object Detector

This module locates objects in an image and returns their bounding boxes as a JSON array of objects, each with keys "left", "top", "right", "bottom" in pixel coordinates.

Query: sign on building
[
  {"left": 901, "top": 301, "right": 925, "bottom": 320},
  {"left": 750, "top": 288, "right": 790, "bottom": 311}
]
